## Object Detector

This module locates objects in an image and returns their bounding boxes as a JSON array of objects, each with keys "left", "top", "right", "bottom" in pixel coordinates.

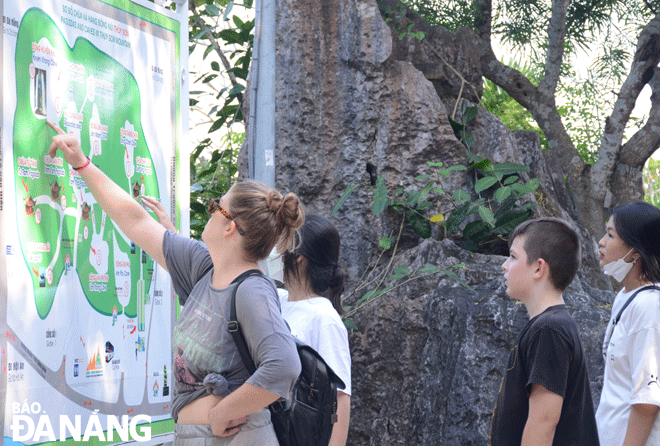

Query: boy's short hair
[{"left": 508, "top": 218, "right": 581, "bottom": 291}]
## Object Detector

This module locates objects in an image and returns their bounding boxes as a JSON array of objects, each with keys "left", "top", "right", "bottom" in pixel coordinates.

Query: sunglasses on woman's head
[{"left": 207, "top": 198, "right": 244, "bottom": 235}]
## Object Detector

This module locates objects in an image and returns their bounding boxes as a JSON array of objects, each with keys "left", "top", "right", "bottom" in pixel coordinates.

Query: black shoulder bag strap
[
  {"left": 229, "top": 270, "right": 289, "bottom": 416},
  {"left": 228, "top": 269, "right": 265, "bottom": 375},
  {"left": 604, "top": 285, "right": 660, "bottom": 355},
  {"left": 613, "top": 284, "right": 660, "bottom": 326}
]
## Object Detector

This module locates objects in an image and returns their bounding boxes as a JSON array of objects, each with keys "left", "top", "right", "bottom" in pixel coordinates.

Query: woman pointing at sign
[{"left": 47, "top": 121, "right": 303, "bottom": 445}]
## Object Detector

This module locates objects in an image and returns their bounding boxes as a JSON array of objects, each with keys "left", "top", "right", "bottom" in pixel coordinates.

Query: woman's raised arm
[{"left": 47, "top": 121, "right": 168, "bottom": 270}]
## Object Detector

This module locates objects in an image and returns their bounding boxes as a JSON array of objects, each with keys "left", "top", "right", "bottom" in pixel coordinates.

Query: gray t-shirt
[{"left": 163, "top": 231, "right": 301, "bottom": 422}]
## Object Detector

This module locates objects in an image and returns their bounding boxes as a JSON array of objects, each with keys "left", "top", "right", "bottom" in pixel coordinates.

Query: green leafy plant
[
  {"left": 379, "top": 1, "right": 426, "bottom": 40},
  {"left": 189, "top": 132, "right": 243, "bottom": 239},
  {"left": 187, "top": 0, "right": 255, "bottom": 236},
  {"left": 359, "top": 158, "right": 539, "bottom": 252},
  {"left": 188, "top": 0, "right": 254, "bottom": 135},
  {"left": 396, "top": 0, "right": 477, "bottom": 32}
]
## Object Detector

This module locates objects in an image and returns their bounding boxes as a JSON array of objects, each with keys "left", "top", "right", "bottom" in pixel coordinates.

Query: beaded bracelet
[{"left": 73, "top": 157, "right": 91, "bottom": 172}]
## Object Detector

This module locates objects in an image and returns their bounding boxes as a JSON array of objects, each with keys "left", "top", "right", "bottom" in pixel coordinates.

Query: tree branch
[
  {"left": 539, "top": 0, "right": 570, "bottom": 95},
  {"left": 473, "top": 5, "right": 539, "bottom": 114},
  {"left": 476, "top": 33, "right": 585, "bottom": 200},
  {"left": 619, "top": 65, "right": 660, "bottom": 167},
  {"left": 471, "top": 0, "right": 584, "bottom": 215},
  {"left": 190, "top": 1, "right": 244, "bottom": 106},
  {"left": 473, "top": 0, "right": 492, "bottom": 41},
  {"left": 479, "top": 46, "right": 539, "bottom": 111},
  {"left": 590, "top": 13, "right": 660, "bottom": 191}
]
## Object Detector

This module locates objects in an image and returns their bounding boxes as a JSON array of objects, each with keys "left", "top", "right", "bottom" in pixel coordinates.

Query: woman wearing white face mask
[{"left": 596, "top": 201, "right": 660, "bottom": 446}]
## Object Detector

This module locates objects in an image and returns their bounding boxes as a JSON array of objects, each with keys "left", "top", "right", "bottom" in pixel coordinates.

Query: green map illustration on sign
[{"left": 13, "top": 8, "right": 158, "bottom": 320}]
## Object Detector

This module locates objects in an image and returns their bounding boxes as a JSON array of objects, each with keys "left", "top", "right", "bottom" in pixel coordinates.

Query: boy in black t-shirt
[{"left": 490, "top": 218, "right": 599, "bottom": 446}]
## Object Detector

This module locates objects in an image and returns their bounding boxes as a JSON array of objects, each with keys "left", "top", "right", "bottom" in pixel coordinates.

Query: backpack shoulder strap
[
  {"left": 228, "top": 270, "right": 265, "bottom": 375},
  {"left": 613, "top": 285, "right": 660, "bottom": 326}
]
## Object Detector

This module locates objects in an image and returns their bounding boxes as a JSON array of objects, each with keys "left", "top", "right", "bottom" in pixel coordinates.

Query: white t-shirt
[
  {"left": 597, "top": 285, "right": 660, "bottom": 446},
  {"left": 278, "top": 289, "right": 352, "bottom": 395}
]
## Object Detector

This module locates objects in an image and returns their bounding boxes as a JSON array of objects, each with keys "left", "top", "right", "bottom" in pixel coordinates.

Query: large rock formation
[
  {"left": 241, "top": 0, "right": 615, "bottom": 443},
  {"left": 272, "top": 0, "right": 469, "bottom": 281}
]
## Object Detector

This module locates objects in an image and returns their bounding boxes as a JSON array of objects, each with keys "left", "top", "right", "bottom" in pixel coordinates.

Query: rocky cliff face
[
  {"left": 272, "top": 0, "right": 468, "bottom": 282},
  {"left": 242, "top": 0, "right": 614, "bottom": 443}
]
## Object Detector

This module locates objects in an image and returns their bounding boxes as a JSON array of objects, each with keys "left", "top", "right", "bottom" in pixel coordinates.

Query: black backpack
[{"left": 229, "top": 270, "right": 346, "bottom": 446}]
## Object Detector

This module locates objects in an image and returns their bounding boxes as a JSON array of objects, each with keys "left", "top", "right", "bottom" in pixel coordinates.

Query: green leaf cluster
[
  {"left": 189, "top": 132, "right": 243, "bottom": 239},
  {"left": 430, "top": 151, "right": 538, "bottom": 251},
  {"left": 188, "top": 0, "right": 255, "bottom": 237},
  {"left": 378, "top": 1, "right": 426, "bottom": 40},
  {"left": 394, "top": 0, "right": 476, "bottom": 32},
  {"left": 190, "top": 5, "right": 253, "bottom": 133}
]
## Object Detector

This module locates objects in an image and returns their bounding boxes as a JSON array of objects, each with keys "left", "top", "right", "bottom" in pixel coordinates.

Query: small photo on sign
[{"left": 32, "top": 68, "right": 47, "bottom": 117}]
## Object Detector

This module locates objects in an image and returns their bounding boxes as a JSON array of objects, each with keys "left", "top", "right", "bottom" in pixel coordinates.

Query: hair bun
[
  {"left": 277, "top": 193, "right": 304, "bottom": 230},
  {"left": 227, "top": 180, "right": 305, "bottom": 261},
  {"left": 265, "top": 190, "right": 282, "bottom": 214}
]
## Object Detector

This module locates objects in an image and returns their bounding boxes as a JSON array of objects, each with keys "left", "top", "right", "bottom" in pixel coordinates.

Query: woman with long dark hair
[
  {"left": 597, "top": 201, "right": 660, "bottom": 446},
  {"left": 280, "top": 214, "right": 351, "bottom": 446}
]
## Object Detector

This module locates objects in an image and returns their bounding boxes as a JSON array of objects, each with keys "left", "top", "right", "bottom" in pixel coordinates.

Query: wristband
[{"left": 73, "top": 157, "right": 91, "bottom": 172}]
